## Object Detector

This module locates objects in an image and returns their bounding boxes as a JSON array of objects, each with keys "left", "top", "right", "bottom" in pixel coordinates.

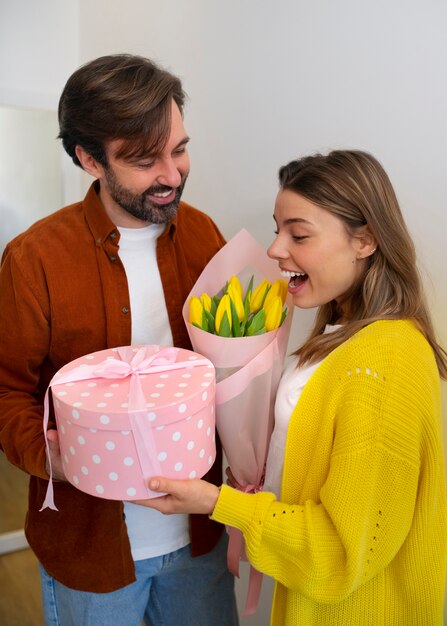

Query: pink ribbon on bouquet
[
  {"left": 226, "top": 481, "right": 264, "bottom": 616},
  {"left": 40, "top": 346, "right": 210, "bottom": 511},
  {"left": 228, "top": 528, "right": 264, "bottom": 616}
]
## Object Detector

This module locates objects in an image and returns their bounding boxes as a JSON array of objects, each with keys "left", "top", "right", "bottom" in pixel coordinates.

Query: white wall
[
  {"left": 0, "top": 0, "right": 79, "bottom": 109},
  {"left": 0, "top": 0, "right": 88, "bottom": 208},
  {"left": 2, "top": 1, "right": 447, "bottom": 623},
  {"left": 0, "top": 106, "right": 63, "bottom": 253},
  {"left": 76, "top": 0, "right": 447, "bottom": 357}
]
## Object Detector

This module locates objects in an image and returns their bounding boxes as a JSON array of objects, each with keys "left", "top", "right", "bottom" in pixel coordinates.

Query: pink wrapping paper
[
  {"left": 181, "top": 229, "right": 293, "bottom": 614},
  {"left": 41, "top": 345, "right": 216, "bottom": 509}
]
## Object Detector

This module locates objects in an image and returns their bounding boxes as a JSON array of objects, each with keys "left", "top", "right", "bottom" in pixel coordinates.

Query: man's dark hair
[{"left": 58, "top": 54, "right": 185, "bottom": 168}]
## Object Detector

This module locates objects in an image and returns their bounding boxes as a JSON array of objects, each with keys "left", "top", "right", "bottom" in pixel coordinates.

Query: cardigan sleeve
[{"left": 213, "top": 452, "right": 419, "bottom": 602}]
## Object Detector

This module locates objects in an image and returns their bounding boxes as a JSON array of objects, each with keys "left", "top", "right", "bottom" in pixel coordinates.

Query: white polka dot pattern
[{"left": 53, "top": 345, "right": 216, "bottom": 500}]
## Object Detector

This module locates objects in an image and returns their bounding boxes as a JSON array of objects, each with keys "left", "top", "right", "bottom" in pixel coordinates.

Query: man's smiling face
[{"left": 99, "top": 99, "right": 190, "bottom": 227}]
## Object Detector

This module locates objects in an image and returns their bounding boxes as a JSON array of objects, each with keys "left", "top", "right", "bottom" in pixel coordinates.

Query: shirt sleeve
[{"left": 0, "top": 245, "right": 51, "bottom": 477}]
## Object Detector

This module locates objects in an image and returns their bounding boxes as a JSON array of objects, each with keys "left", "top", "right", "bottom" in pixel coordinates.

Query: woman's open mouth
[{"left": 280, "top": 270, "right": 308, "bottom": 288}]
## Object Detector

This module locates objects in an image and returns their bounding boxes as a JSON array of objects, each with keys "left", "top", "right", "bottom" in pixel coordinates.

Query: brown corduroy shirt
[{"left": 0, "top": 182, "right": 226, "bottom": 592}]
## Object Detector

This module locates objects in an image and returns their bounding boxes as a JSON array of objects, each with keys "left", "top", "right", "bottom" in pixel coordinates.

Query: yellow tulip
[
  {"left": 200, "top": 292, "right": 212, "bottom": 313},
  {"left": 228, "top": 275, "right": 243, "bottom": 300},
  {"left": 277, "top": 278, "right": 288, "bottom": 304},
  {"left": 249, "top": 279, "right": 271, "bottom": 313},
  {"left": 189, "top": 296, "right": 204, "bottom": 327},
  {"left": 215, "top": 294, "right": 232, "bottom": 335},
  {"left": 227, "top": 283, "right": 244, "bottom": 321},
  {"left": 264, "top": 295, "right": 283, "bottom": 331},
  {"left": 263, "top": 279, "right": 288, "bottom": 309}
]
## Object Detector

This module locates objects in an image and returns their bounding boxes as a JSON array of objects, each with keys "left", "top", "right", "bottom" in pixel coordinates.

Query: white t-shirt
[
  {"left": 263, "top": 324, "right": 341, "bottom": 498},
  {"left": 117, "top": 224, "right": 190, "bottom": 560}
]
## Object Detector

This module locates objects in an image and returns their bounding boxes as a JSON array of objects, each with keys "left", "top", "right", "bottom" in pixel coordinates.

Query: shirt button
[{"left": 121, "top": 306, "right": 129, "bottom": 314}]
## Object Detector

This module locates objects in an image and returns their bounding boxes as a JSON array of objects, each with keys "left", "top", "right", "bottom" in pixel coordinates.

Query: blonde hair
[{"left": 279, "top": 150, "right": 447, "bottom": 379}]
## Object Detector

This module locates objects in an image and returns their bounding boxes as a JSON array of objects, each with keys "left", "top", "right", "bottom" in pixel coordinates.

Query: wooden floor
[{"left": 0, "top": 453, "right": 44, "bottom": 625}]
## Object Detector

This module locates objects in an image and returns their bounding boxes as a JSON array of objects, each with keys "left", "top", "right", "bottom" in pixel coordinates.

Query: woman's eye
[{"left": 292, "top": 235, "right": 308, "bottom": 242}]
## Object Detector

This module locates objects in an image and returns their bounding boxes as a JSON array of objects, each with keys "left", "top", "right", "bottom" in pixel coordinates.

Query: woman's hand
[{"left": 134, "top": 477, "right": 220, "bottom": 515}]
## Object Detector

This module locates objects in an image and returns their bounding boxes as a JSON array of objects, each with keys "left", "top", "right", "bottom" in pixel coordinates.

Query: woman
[{"left": 138, "top": 150, "right": 447, "bottom": 625}]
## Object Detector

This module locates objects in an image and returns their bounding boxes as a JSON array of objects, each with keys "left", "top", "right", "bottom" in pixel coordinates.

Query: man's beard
[{"left": 104, "top": 167, "right": 187, "bottom": 224}]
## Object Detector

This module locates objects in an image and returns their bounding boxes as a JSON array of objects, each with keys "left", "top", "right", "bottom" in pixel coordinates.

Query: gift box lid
[{"left": 51, "top": 345, "right": 215, "bottom": 430}]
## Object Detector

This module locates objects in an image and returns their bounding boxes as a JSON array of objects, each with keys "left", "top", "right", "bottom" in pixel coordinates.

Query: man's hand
[
  {"left": 44, "top": 429, "right": 68, "bottom": 482},
  {"left": 134, "top": 477, "right": 220, "bottom": 515}
]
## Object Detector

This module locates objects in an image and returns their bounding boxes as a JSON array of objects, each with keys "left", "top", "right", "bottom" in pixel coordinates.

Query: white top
[
  {"left": 117, "top": 224, "right": 174, "bottom": 347},
  {"left": 118, "top": 224, "right": 189, "bottom": 560},
  {"left": 263, "top": 324, "right": 341, "bottom": 498}
]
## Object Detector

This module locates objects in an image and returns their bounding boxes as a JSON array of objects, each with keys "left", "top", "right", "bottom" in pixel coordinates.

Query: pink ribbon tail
[
  {"left": 39, "top": 388, "right": 59, "bottom": 511},
  {"left": 127, "top": 373, "right": 163, "bottom": 496},
  {"left": 227, "top": 527, "right": 264, "bottom": 616},
  {"left": 242, "top": 566, "right": 264, "bottom": 616},
  {"left": 226, "top": 478, "right": 265, "bottom": 615},
  {"left": 227, "top": 527, "right": 244, "bottom": 577}
]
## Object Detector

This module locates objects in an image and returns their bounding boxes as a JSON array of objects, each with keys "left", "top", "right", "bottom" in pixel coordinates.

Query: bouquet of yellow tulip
[
  {"left": 181, "top": 229, "right": 293, "bottom": 486},
  {"left": 182, "top": 229, "right": 293, "bottom": 614},
  {"left": 188, "top": 275, "right": 288, "bottom": 338}
]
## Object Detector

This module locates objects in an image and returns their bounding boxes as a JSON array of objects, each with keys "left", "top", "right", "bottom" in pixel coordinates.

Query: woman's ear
[
  {"left": 355, "top": 225, "right": 378, "bottom": 259},
  {"left": 355, "top": 224, "right": 377, "bottom": 259},
  {"left": 75, "top": 146, "right": 104, "bottom": 178}
]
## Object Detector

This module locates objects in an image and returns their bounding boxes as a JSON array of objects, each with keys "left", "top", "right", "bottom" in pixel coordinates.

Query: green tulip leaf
[
  {"left": 211, "top": 295, "right": 220, "bottom": 317},
  {"left": 229, "top": 298, "right": 242, "bottom": 337},
  {"left": 218, "top": 311, "right": 232, "bottom": 337},
  {"left": 243, "top": 275, "right": 254, "bottom": 307},
  {"left": 252, "top": 327, "right": 267, "bottom": 335},
  {"left": 246, "top": 309, "right": 266, "bottom": 336},
  {"left": 201, "top": 309, "right": 209, "bottom": 332},
  {"left": 260, "top": 284, "right": 271, "bottom": 308},
  {"left": 203, "top": 309, "right": 216, "bottom": 334}
]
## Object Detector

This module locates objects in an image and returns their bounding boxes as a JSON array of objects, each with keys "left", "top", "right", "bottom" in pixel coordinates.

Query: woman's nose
[{"left": 267, "top": 237, "right": 288, "bottom": 261}]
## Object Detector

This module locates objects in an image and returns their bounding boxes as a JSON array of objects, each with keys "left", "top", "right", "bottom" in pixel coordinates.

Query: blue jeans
[{"left": 39, "top": 533, "right": 238, "bottom": 626}]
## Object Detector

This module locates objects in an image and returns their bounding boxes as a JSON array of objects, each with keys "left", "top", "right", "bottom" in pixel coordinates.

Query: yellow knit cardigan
[{"left": 212, "top": 320, "right": 446, "bottom": 625}]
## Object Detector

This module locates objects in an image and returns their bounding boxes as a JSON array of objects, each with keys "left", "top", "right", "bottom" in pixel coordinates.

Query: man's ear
[
  {"left": 75, "top": 146, "right": 105, "bottom": 178},
  {"left": 355, "top": 225, "right": 378, "bottom": 259}
]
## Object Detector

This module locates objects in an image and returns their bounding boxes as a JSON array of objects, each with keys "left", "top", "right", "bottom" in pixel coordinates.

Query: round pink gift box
[{"left": 51, "top": 345, "right": 216, "bottom": 500}]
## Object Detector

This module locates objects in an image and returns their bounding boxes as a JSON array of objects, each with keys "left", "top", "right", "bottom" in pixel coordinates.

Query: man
[{"left": 0, "top": 54, "right": 238, "bottom": 626}]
